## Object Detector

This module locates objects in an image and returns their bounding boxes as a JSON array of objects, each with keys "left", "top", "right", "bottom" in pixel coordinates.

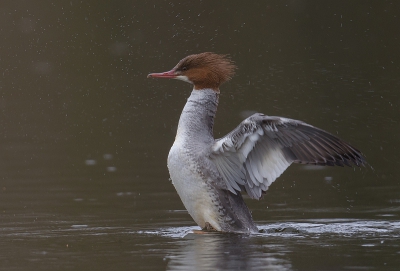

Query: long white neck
[{"left": 176, "top": 88, "right": 219, "bottom": 146}]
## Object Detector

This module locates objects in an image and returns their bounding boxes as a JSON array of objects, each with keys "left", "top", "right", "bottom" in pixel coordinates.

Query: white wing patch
[
  {"left": 211, "top": 121, "right": 292, "bottom": 199},
  {"left": 244, "top": 142, "right": 291, "bottom": 199},
  {"left": 210, "top": 113, "right": 365, "bottom": 200}
]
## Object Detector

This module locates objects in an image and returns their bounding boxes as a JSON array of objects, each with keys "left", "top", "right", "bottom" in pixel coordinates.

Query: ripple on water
[
  {"left": 138, "top": 226, "right": 199, "bottom": 238},
  {"left": 137, "top": 219, "right": 400, "bottom": 238}
]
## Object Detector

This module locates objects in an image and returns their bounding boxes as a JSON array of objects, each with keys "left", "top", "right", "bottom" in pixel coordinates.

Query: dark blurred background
[{"left": 1, "top": 0, "right": 398, "bottom": 202}]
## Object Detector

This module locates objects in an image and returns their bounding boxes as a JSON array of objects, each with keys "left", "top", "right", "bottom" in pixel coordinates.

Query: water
[
  {"left": 1, "top": 1, "right": 399, "bottom": 270},
  {"left": 2, "top": 213, "right": 400, "bottom": 270}
]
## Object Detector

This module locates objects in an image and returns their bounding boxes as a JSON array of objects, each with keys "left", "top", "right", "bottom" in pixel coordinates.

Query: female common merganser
[{"left": 148, "top": 52, "right": 365, "bottom": 233}]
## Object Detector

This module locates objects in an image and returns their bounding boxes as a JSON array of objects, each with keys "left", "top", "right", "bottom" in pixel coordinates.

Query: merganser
[{"left": 147, "top": 52, "right": 365, "bottom": 233}]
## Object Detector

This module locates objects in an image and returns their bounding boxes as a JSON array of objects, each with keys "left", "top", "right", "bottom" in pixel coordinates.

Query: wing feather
[{"left": 211, "top": 113, "right": 366, "bottom": 199}]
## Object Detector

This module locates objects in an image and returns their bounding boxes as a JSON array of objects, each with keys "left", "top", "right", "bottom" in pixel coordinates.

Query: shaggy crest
[{"left": 174, "top": 52, "right": 236, "bottom": 90}]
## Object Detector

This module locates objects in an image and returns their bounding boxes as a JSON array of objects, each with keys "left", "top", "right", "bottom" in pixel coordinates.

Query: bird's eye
[{"left": 181, "top": 66, "right": 188, "bottom": 71}]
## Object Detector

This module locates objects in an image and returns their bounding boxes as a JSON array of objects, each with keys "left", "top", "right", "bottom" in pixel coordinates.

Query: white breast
[{"left": 167, "top": 139, "right": 221, "bottom": 230}]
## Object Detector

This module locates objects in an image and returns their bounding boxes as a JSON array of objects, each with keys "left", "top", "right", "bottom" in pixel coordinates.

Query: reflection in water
[
  {"left": 166, "top": 233, "right": 292, "bottom": 271},
  {"left": 140, "top": 219, "right": 400, "bottom": 271},
  {"left": 2, "top": 218, "right": 399, "bottom": 270}
]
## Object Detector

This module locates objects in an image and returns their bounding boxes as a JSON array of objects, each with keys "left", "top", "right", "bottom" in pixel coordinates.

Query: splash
[{"left": 137, "top": 219, "right": 400, "bottom": 238}]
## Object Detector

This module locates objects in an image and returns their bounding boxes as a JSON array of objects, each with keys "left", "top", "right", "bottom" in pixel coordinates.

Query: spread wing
[{"left": 210, "top": 113, "right": 365, "bottom": 199}]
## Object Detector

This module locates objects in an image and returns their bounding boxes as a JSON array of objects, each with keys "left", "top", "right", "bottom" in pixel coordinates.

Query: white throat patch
[{"left": 175, "top": 75, "right": 192, "bottom": 84}]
